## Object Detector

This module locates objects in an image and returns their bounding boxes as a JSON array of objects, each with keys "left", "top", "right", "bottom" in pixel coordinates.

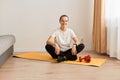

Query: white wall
[{"left": 0, "top": 0, "right": 94, "bottom": 52}]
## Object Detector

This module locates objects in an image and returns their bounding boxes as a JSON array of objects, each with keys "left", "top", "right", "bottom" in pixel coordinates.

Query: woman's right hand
[{"left": 54, "top": 43, "right": 60, "bottom": 55}]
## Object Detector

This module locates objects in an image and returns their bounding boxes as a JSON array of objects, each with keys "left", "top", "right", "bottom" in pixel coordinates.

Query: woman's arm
[
  {"left": 46, "top": 36, "right": 57, "bottom": 47},
  {"left": 46, "top": 36, "right": 60, "bottom": 55},
  {"left": 72, "top": 37, "right": 80, "bottom": 45},
  {"left": 71, "top": 37, "right": 80, "bottom": 55}
]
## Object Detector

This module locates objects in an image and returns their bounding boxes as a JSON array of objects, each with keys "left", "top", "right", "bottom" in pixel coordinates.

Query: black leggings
[{"left": 45, "top": 43, "right": 85, "bottom": 61}]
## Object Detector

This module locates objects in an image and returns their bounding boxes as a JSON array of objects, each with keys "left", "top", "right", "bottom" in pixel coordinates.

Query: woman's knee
[
  {"left": 45, "top": 44, "right": 52, "bottom": 50},
  {"left": 80, "top": 43, "right": 85, "bottom": 49},
  {"left": 77, "top": 43, "right": 85, "bottom": 53}
]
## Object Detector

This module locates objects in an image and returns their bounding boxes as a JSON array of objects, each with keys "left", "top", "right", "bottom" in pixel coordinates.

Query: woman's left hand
[{"left": 71, "top": 45, "right": 77, "bottom": 55}]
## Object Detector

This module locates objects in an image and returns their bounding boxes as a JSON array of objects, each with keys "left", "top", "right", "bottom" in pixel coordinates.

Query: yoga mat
[{"left": 13, "top": 52, "right": 106, "bottom": 67}]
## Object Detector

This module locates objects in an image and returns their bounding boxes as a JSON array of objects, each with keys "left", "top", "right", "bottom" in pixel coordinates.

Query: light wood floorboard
[{"left": 0, "top": 51, "right": 120, "bottom": 80}]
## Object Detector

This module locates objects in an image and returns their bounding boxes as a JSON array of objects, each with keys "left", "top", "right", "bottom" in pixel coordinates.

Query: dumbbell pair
[{"left": 79, "top": 55, "right": 91, "bottom": 63}]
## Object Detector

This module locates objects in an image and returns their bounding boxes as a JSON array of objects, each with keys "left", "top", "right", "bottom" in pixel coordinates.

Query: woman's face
[{"left": 59, "top": 16, "right": 69, "bottom": 26}]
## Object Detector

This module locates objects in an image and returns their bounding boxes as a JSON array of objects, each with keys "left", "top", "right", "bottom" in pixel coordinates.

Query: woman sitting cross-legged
[{"left": 45, "top": 15, "right": 85, "bottom": 62}]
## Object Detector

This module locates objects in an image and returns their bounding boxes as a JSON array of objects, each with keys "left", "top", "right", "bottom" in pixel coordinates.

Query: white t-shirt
[{"left": 51, "top": 28, "right": 76, "bottom": 51}]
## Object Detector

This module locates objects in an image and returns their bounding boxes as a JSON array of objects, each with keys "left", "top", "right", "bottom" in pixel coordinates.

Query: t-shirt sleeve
[
  {"left": 70, "top": 29, "right": 76, "bottom": 38},
  {"left": 51, "top": 31, "right": 56, "bottom": 38}
]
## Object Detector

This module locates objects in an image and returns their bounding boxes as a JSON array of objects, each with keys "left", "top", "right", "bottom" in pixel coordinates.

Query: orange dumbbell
[{"left": 79, "top": 55, "right": 91, "bottom": 63}]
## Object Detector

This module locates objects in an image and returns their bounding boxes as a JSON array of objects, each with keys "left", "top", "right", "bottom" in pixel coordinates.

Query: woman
[{"left": 45, "top": 15, "right": 85, "bottom": 62}]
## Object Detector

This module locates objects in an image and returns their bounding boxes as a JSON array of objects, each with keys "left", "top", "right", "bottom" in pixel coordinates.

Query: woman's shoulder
[
  {"left": 68, "top": 28, "right": 72, "bottom": 30},
  {"left": 52, "top": 28, "right": 60, "bottom": 33},
  {"left": 67, "top": 28, "right": 74, "bottom": 32}
]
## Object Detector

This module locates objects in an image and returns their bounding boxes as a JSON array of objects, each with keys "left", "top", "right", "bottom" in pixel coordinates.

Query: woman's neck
[{"left": 60, "top": 25, "right": 67, "bottom": 31}]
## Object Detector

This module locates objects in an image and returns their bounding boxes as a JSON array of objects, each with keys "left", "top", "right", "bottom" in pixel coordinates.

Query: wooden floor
[{"left": 0, "top": 51, "right": 120, "bottom": 80}]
